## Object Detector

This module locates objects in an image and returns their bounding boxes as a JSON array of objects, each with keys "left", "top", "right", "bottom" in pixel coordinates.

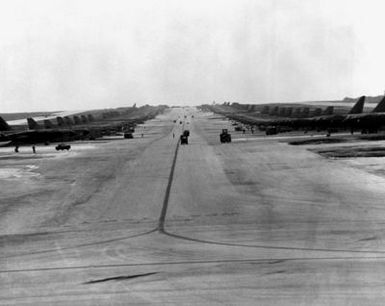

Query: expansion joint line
[{"left": 158, "top": 137, "right": 180, "bottom": 232}]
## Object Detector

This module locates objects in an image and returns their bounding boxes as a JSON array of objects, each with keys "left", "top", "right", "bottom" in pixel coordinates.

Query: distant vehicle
[
  {"left": 173, "top": 120, "right": 177, "bottom": 123},
  {"left": 220, "top": 129, "right": 231, "bottom": 143},
  {"left": 265, "top": 127, "right": 278, "bottom": 135},
  {"left": 183, "top": 130, "right": 190, "bottom": 137},
  {"left": 180, "top": 134, "right": 188, "bottom": 145},
  {"left": 55, "top": 143, "right": 71, "bottom": 151},
  {"left": 124, "top": 132, "right": 133, "bottom": 139},
  {"left": 234, "top": 126, "right": 243, "bottom": 131}
]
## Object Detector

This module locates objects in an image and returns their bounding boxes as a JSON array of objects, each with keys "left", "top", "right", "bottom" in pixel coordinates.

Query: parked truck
[
  {"left": 220, "top": 129, "right": 231, "bottom": 143},
  {"left": 180, "top": 134, "right": 188, "bottom": 145}
]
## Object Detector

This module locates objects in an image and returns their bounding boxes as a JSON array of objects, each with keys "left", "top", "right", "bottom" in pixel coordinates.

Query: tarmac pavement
[{"left": 2, "top": 108, "right": 385, "bottom": 305}]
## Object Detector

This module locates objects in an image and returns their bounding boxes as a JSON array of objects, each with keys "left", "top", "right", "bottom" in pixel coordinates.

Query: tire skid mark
[
  {"left": 83, "top": 272, "right": 158, "bottom": 284},
  {"left": 163, "top": 230, "right": 385, "bottom": 254},
  {"left": 3, "top": 256, "right": 385, "bottom": 274},
  {"left": 0, "top": 229, "right": 157, "bottom": 259}
]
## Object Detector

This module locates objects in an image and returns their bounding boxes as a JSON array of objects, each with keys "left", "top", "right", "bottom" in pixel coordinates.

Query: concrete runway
[{"left": 2, "top": 108, "right": 385, "bottom": 305}]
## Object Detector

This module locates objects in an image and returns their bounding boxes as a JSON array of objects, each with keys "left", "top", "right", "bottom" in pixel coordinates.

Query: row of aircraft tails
[
  {"left": 0, "top": 113, "right": 110, "bottom": 145},
  {"left": 0, "top": 114, "right": 96, "bottom": 132},
  {"left": 0, "top": 110, "right": 140, "bottom": 145},
  {"left": 205, "top": 95, "right": 385, "bottom": 134},
  {"left": 0, "top": 105, "right": 167, "bottom": 145},
  {"left": 27, "top": 114, "right": 95, "bottom": 130}
]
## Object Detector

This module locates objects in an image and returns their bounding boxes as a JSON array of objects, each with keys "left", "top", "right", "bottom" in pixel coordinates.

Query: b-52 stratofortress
[
  {"left": 0, "top": 105, "right": 167, "bottom": 146},
  {"left": 0, "top": 116, "right": 79, "bottom": 145},
  {"left": 286, "top": 96, "right": 367, "bottom": 132},
  {"left": 259, "top": 95, "right": 385, "bottom": 134},
  {"left": 342, "top": 96, "right": 385, "bottom": 133},
  {"left": 221, "top": 96, "right": 367, "bottom": 134}
]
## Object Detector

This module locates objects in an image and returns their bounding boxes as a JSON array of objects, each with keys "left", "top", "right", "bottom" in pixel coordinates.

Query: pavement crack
[{"left": 83, "top": 272, "right": 158, "bottom": 284}]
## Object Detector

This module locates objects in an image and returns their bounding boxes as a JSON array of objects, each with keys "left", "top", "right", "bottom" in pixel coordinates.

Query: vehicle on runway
[
  {"left": 265, "top": 126, "right": 278, "bottom": 135},
  {"left": 55, "top": 143, "right": 71, "bottom": 151},
  {"left": 124, "top": 132, "right": 134, "bottom": 139},
  {"left": 220, "top": 129, "right": 232, "bottom": 143},
  {"left": 180, "top": 134, "right": 188, "bottom": 144}
]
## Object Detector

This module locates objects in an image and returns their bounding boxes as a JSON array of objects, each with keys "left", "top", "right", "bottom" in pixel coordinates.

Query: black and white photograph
[{"left": 2, "top": 0, "right": 385, "bottom": 304}]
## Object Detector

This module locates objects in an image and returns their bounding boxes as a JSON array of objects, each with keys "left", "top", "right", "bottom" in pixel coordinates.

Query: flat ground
[{"left": 2, "top": 108, "right": 385, "bottom": 305}]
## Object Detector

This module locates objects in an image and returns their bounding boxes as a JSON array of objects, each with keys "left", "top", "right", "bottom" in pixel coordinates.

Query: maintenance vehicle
[
  {"left": 180, "top": 134, "right": 188, "bottom": 145},
  {"left": 220, "top": 129, "right": 232, "bottom": 143},
  {"left": 55, "top": 143, "right": 71, "bottom": 151},
  {"left": 265, "top": 126, "right": 278, "bottom": 135}
]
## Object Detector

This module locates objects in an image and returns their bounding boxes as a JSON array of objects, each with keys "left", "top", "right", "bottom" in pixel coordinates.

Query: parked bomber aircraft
[
  {"left": 254, "top": 96, "right": 367, "bottom": 133},
  {"left": 343, "top": 96, "right": 385, "bottom": 133},
  {"left": 287, "top": 96, "right": 366, "bottom": 131},
  {"left": 209, "top": 96, "right": 369, "bottom": 134},
  {"left": 0, "top": 117, "right": 86, "bottom": 145},
  {"left": 0, "top": 126, "right": 76, "bottom": 146},
  {"left": 262, "top": 95, "right": 385, "bottom": 134},
  {"left": 0, "top": 116, "right": 11, "bottom": 131},
  {"left": 1, "top": 105, "right": 168, "bottom": 145},
  {"left": 0, "top": 115, "right": 99, "bottom": 145}
]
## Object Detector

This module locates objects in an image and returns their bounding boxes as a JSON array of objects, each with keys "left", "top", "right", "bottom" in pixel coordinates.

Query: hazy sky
[{"left": 1, "top": 0, "right": 385, "bottom": 112}]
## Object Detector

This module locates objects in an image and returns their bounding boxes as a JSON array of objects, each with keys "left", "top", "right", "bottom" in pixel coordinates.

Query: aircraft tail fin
[
  {"left": 64, "top": 116, "right": 73, "bottom": 125},
  {"left": 81, "top": 115, "right": 88, "bottom": 123},
  {"left": 27, "top": 118, "right": 40, "bottom": 130},
  {"left": 56, "top": 116, "right": 65, "bottom": 126},
  {"left": 313, "top": 108, "right": 322, "bottom": 116},
  {"left": 324, "top": 106, "right": 334, "bottom": 115},
  {"left": 44, "top": 119, "right": 53, "bottom": 129},
  {"left": 0, "top": 116, "right": 11, "bottom": 131},
  {"left": 348, "top": 96, "right": 365, "bottom": 114},
  {"left": 372, "top": 96, "right": 385, "bottom": 113},
  {"left": 73, "top": 116, "right": 81, "bottom": 124}
]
